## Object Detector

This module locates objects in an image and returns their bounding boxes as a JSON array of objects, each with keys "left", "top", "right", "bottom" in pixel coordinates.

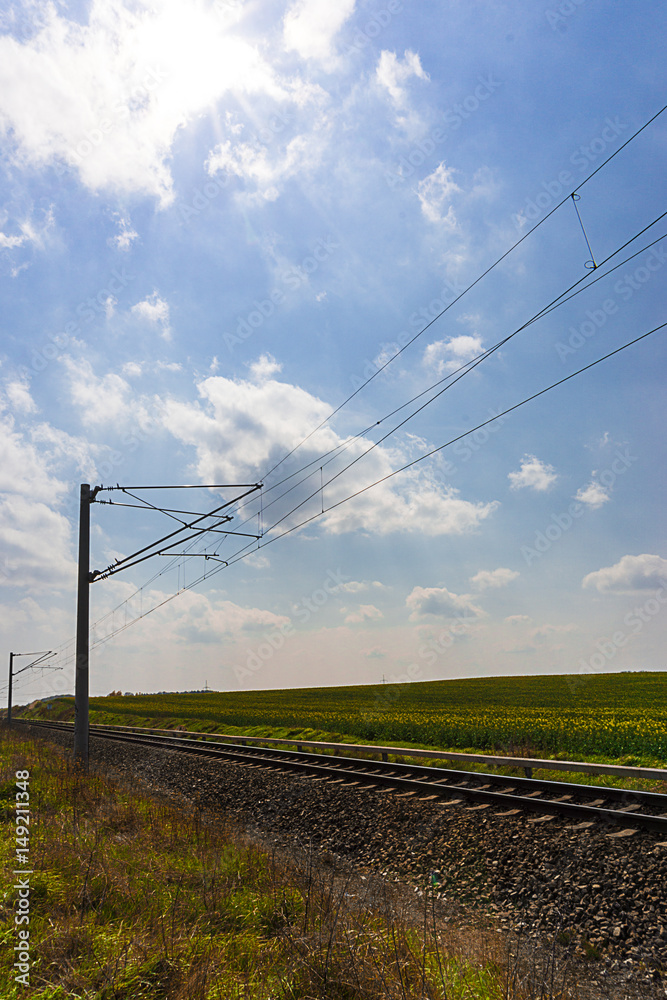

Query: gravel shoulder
[{"left": 22, "top": 724, "right": 667, "bottom": 1000}]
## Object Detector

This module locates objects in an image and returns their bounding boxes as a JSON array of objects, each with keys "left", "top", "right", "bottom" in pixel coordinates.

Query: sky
[{"left": 1, "top": 0, "right": 666, "bottom": 705}]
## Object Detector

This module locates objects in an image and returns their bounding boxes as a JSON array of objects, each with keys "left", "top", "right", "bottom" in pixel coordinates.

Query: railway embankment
[{"left": 21, "top": 722, "right": 667, "bottom": 998}]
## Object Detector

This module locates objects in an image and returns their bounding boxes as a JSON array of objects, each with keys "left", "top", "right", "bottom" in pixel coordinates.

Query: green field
[{"left": 20, "top": 670, "right": 667, "bottom": 766}]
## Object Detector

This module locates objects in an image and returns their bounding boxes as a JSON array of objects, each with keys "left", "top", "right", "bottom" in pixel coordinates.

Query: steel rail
[
  {"left": 13, "top": 719, "right": 667, "bottom": 833},
  {"left": 84, "top": 722, "right": 667, "bottom": 809},
  {"left": 42, "top": 719, "right": 667, "bottom": 782}
]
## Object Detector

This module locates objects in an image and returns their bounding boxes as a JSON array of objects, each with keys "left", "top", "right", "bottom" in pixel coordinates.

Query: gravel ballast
[{"left": 21, "top": 724, "right": 667, "bottom": 998}]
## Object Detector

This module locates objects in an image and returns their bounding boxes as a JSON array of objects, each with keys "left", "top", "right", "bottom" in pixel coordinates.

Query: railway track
[{"left": 13, "top": 718, "right": 667, "bottom": 834}]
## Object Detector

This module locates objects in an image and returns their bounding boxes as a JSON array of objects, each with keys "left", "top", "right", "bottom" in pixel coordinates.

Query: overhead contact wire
[
  {"left": 63, "top": 223, "right": 667, "bottom": 654},
  {"left": 102, "top": 319, "right": 665, "bottom": 638},
  {"left": 244, "top": 321, "right": 667, "bottom": 553},
  {"left": 260, "top": 102, "right": 667, "bottom": 482},
  {"left": 243, "top": 222, "right": 667, "bottom": 536}
]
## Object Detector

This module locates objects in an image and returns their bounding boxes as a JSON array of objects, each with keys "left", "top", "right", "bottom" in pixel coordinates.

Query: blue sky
[{"left": 1, "top": 0, "right": 666, "bottom": 704}]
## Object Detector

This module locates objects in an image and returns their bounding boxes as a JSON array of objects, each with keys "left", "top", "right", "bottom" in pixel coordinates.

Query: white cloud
[
  {"left": 342, "top": 603, "right": 383, "bottom": 624},
  {"left": 0, "top": 232, "right": 25, "bottom": 250},
  {"left": 0, "top": 414, "right": 67, "bottom": 503},
  {"left": 62, "top": 359, "right": 158, "bottom": 446},
  {"left": 423, "top": 334, "right": 483, "bottom": 374},
  {"left": 244, "top": 552, "right": 270, "bottom": 570},
  {"left": 249, "top": 354, "right": 282, "bottom": 381},
  {"left": 416, "top": 162, "right": 460, "bottom": 225},
  {"left": 162, "top": 369, "right": 499, "bottom": 537},
  {"left": 530, "top": 623, "right": 578, "bottom": 640},
  {"left": 163, "top": 369, "right": 337, "bottom": 484},
  {"left": 469, "top": 165, "right": 499, "bottom": 201},
  {"left": 15, "top": 208, "right": 55, "bottom": 250},
  {"left": 505, "top": 614, "right": 532, "bottom": 625},
  {"left": 206, "top": 129, "right": 326, "bottom": 204},
  {"left": 324, "top": 480, "right": 497, "bottom": 537},
  {"left": 505, "top": 620, "right": 579, "bottom": 654},
  {"left": 376, "top": 49, "right": 428, "bottom": 106},
  {"left": 582, "top": 554, "right": 667, "bottom": 594},
  {"left": 62, "top": 357, "right": 133, "bottom": 426},
  {"left": 5, "top": 381, "right": 38, "bottom": 414},
  {"left": 0, "top": 414, "right": 98, "bottom": 590},
  {"left": 0, "top": 494, "right": 76, "bottom": 590},
  {"left": 0, "top": 594, "right": 71, "bottom": 647},
  {"left": 113, "top": 587, "right": 290, "bottom": 646},
  {"left": 0, "top": 207, "right": 55, "bottom": 269},
  {"left": 470, "top": 567, "right": 519, "bottom": 590},
  {"left": 30, "top": 423, "right": 98, "bottom": 481},
  {"left": 121, "top": 361, "right": 143, "bottom": 377},
  {"left": 0, "top": 0, "right": 291, "bottom": 206},
  {"left": 131, "top": 291, "right": 171, "bottom": 340},
  {"left": 406, "top": 585, "right": 484, "bottom": 622},
  {"left": 284, "top": 0, "right": 357, "bottom": 61},
  {"left": 574, "top": 480, "right": 610, "bottom": 509},
  {"left": 508, "top": 454, "right": 557, "bottom": 492},
  {"left": 334, "top": 579, "right": 388, "bottom": 594},
  {"left": 109, "top": 214, "right": 139, "bottom": 251}
]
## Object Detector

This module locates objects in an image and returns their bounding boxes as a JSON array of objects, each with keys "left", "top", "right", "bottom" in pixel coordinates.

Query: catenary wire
[
  {"left": 76, "top": 223, "right": 667, "bottom": 647},
  {"left": 226, "top": 212, "right": 667, "bottom": 534},
  {"left": 71, "top": 127, "right": 667, "bottom": 618},
  {"left": 93, "top": 486, "right": 261, "bottom": 579},
  {"left": 84, "top": 321, "right": 666, "bottom": 645},
  {"left": 231, "top": 321, "right": 667, "bottom": 555},
  {"left": 226, "top": 221, "right": 667, "bottom": 537},
  {"left": 259, "top": 102, "right": 667, "bottom": 483}
]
